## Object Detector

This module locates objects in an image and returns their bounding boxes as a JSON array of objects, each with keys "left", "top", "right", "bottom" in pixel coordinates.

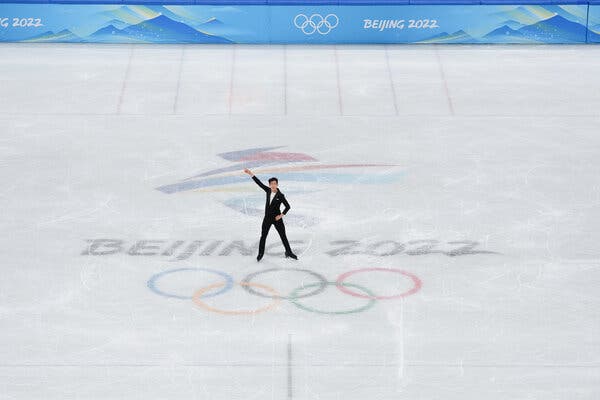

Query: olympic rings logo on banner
[
  {"left": 147, "top": 267, "right": 422, "bottom": 316},
  {"left": 293, "top": 14, "right": 339, "bottom": 35}
]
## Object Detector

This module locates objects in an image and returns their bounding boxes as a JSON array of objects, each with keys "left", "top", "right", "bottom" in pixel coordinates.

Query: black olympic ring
[{"left": 241, "top": 267, "right": 328, "bottom": 300}]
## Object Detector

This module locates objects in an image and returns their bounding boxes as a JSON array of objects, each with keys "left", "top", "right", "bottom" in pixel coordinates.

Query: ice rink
[{"left": 1, "top": 43, "right": 600, "bottom": 399}]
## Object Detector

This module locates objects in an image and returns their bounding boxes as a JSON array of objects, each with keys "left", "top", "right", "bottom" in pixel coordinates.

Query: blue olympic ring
[{"left": 147, "top": 267, "right": 234, "bottom": 300}]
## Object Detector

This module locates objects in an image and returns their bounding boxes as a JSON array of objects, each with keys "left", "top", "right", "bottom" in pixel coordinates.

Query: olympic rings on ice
[{"left": 147, "top": 266, "right": 421, "bottom": 315}]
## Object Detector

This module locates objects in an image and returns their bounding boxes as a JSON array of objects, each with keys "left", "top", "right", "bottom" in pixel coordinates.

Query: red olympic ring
[{"left": 336, "top": 268, "right": 422, "bottom": 300}]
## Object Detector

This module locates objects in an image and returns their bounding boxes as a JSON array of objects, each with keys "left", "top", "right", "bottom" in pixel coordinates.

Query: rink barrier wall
[{"left": 1, "top": 0, "right": 600, "bottom": 43}]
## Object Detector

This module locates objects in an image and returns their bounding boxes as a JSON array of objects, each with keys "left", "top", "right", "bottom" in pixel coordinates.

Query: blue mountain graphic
[
  {"left": 105, "top": 19, "right": 129, "bottom": 30},
  {"left": 490, "top": 6, "right": 545, "bottom": 26},
  {"left": 478, "top": 14, "right": 596, "bottom": 43},
  {"left": 89, "top": 14, "right": 232, "bottom": 43},
  {"left": 419, "top": 30, "right": 477, "bottom": 44},
  {"left": 499, "top": 20, "right": 526, "bottom": 30},
  {"left": 23, "top": 29, "right": 84, "bottom": 43},
  {"left": 543, "top": 5, "right": 587, "bottom": 26},
  {"left": 97, "top": 6, "right": 181, "bottom": 26},
  {"left": 89, "top": 24, "right": 146, "bottom": 43},
  {"left": 484, "top": 25, "right": 524, "bottom": 38},
  {"left": 91, "top": 24, "right": 121, "bottom": 37},
  {"left": 517, "top": 14, "right": 586, "bottom": 42}
]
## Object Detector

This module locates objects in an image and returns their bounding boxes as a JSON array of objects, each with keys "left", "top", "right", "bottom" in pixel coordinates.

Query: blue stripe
[{"left": 0, "top": 0, "right": 592, "bottom": 5}]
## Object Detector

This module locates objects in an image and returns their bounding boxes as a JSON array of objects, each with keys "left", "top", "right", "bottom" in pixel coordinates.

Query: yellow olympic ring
[{"left": 192, "top": 282, "right": 281, "bottom": 316}]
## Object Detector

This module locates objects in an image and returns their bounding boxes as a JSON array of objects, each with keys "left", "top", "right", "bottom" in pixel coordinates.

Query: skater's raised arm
[
  {"left": 252, "top": 175, "right": 269, "bottom": 192},
  {"left": 244, "top": 168, "right": 269, "bottom": 192}
]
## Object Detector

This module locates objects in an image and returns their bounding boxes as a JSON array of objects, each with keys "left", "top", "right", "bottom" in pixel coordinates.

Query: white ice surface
[{"left": 0, "top": 44, "right": 599, "bottom": 399}]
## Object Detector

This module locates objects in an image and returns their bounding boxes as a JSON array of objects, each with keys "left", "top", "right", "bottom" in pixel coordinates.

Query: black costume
[{"left": 251, "top": 175, "right": 296, "bottom": 260}]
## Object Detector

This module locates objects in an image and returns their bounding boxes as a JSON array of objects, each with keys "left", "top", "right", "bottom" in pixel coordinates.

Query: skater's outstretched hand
[{"left": 243, "top": 168, "right": 254, "bottom": 176}]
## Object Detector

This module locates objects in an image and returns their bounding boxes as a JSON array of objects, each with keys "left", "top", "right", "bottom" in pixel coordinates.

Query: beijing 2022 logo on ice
[
  {"left": 155, "top": 146, "right": 404, "bottom": 226},
  {"left": 80, "top": 147, "right": 500, "bottom": 316},
  {"left": 293, "top": 14, "right": 339, "bottom": 35}
]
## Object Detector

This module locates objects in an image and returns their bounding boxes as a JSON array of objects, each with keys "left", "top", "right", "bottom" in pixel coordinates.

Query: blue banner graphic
[
  {"left": 0, "top": 2, "right": 598, "bottom": 43},
  {"left": 589, "top": 3, "right": 600, "bottom": 42}
]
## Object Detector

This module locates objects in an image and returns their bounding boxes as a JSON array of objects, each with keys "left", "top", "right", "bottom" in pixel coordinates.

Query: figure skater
[{"left": 244, "top": 168, "right": 298, "bottom": 261}]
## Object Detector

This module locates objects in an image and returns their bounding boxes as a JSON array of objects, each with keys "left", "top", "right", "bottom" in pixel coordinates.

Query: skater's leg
[
  {"left": 274, "top": 219, "right": 293, "bottom": 255},
  {"left": 257, "top": 218, "right": 272, "bottom": 259}
]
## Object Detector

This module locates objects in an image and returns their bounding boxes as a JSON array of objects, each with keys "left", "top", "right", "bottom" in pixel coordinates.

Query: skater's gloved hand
[{"left": 275, "top": 214, "right": 283, "bottom": 221}]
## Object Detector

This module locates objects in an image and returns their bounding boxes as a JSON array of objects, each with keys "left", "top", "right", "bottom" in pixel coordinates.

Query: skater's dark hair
[{"left": 268, "top": 177, "right": 278, "bottom": 184}]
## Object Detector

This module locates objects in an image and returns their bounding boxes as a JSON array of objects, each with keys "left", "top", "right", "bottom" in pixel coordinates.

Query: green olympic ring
[{"left": 289, "top": 282, "right": 376, "bottom": 315}]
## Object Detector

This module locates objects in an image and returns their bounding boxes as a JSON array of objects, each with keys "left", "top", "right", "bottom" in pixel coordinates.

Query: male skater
[{"left": 244, "top": 168, "right": 298, "bottom": 261}]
